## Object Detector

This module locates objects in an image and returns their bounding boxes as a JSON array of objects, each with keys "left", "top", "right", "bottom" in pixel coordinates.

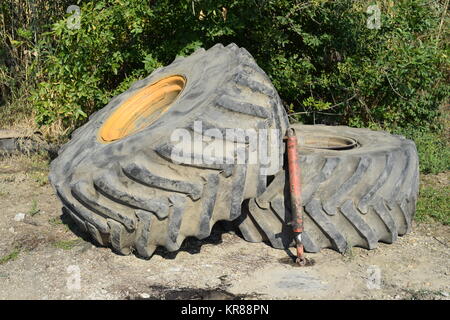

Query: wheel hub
[{"left": 99, "top": 75, "right": 186, "bottom": 143}]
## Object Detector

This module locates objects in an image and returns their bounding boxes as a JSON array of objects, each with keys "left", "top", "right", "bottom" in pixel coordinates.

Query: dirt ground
[{"left": 0, "top": 154, "right": 448, "bottom": 300}]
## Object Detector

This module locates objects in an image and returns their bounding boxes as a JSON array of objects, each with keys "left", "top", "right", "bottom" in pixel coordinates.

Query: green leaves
[
  {"left": 16, "top": 27, "right": 33, "bottom": 41},
  {"left": 143, "top": 54, "right": 162, "bottom": 73},
  {"left": 416, "top": 185, "right": 450, "bottom": 225},
  {"left": 28, "top": 0, "right": 448, "bottom": 139},
  {"left": 302, "top": 97, "right": 332, "bottom": 111},
  {"left": 396, "top": 127, "right": 450, "bottom": 175}
]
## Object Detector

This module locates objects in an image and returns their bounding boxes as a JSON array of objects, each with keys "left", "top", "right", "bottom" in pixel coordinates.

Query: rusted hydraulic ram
[{"left": 286, "top": 128, "right": 307, "bottom": 266}]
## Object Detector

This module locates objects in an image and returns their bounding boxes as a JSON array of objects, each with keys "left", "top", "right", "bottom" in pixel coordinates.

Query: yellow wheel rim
[{"left": 99, "top": 75, "right": 186, "bottom": 143}]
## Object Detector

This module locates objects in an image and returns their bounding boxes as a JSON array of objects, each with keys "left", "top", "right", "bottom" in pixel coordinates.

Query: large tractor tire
[
  {"left": 236, "top": 124, "right": 419, "bottom": 253},
  {"left": 49, "top": 43, "right": 288, "bottom": 258}
]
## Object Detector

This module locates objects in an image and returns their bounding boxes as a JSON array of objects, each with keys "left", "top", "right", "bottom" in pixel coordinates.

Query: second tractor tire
[{"left": 236, "top": 124, "right": 419, "bottom": 253}]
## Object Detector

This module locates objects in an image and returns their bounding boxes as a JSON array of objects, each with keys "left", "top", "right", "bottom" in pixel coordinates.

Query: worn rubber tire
[
  {"left": 236, "top": 124, "right": 419, "bottom": 253},
  {"left": 49, "top": 43, "right": 288, "bottom": 258}
]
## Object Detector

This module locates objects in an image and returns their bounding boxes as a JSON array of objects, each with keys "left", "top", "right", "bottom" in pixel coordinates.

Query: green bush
[
  {"left": 0, "top": 1, "right": 73, "bottom": 106},
  {"left": 30, "top": 0, "right": 449, "bottom": 131},
  {"left": 416, "top": 185, "right": 450, "bottom": 225},
  {"left": 417, "top": 135, "right": 449, "bottom": 175},
  {"left": 401, "top": 128, "right": 450, "bottom": 174}
]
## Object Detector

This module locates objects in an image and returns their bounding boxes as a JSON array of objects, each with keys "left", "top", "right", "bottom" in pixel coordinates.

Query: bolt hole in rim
[
  {"left": 298, "top": 135, "right": 358, "bottom": 150},
  {"left": 99, "top": 75, "right": 186, "bottom": 143}
]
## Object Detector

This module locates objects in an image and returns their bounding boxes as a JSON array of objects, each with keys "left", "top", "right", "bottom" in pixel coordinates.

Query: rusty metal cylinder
[
  {"left": 286, "top": 128, "right": 306, "bottom": 265},
  {"left": 286, "top": 128, "right": 303, "bottom": 234}
]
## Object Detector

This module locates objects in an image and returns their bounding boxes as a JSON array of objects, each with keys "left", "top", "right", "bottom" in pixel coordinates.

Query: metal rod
[{"left": 286, "top": 127, "right": 307, "bottom": 266}]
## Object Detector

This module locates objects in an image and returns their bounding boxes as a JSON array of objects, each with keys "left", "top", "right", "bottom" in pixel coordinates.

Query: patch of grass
[
  {"left": 48, "top": 216, "right": 70, "bottom": 231},
  {"left": 403, "top": 288, "right": 447, "bottom": 300},
  {"left": 0, "top": 97, "right": 34, "bottom": 130},
  {"left": 48, "top": 216, "right": 63, "bottom": 226},
  {"left": 28, "top": 152, "right": 51, "bottom": 169},
  {"left": 52, "top": 239, "right": 82, "bottom": 250},
  {"left": 0, "top": 248, "right": 21, "bottom": 265},
  {"left": 31, "top": 171, "right": 48, "bottom": 186},
  {"left": 395, "top": 127, "right": 450, "bottom": 175},
  {"left": 0, "top": 188, "right": 9, "bottom": 197},
  {"left": 415, "top": 185, "right": 449, "bottom": 225},
  {"left": 28, "top": 199, "right": 40, "bottom": 216},
  {"left": 342, "top": 247, "right": 356, "bottom": 262}
]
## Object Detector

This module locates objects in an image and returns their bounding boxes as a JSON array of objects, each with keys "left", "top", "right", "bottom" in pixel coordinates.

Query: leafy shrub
[
  {"left": 394, "top": 126, "right": 450, "bottom": 174},
  {"left": 416, "top": 185, "right": 450, "bottom": 225},
  {"left": 0, "top": 0, "right": 73, "bottom": 106},
  {"left": 411, "top": 130, "right": 449, "bottom": 175},
  {"left": 30, "top": 0, "right": 449, "bottom": 132},
  {"left": 31, "top": 1, "right": 157, "bottom": 127}
]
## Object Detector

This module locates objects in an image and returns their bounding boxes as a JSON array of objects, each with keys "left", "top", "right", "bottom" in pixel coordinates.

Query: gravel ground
[{"left": 0, "top": 154, "right": 448, "bottom": 300}]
